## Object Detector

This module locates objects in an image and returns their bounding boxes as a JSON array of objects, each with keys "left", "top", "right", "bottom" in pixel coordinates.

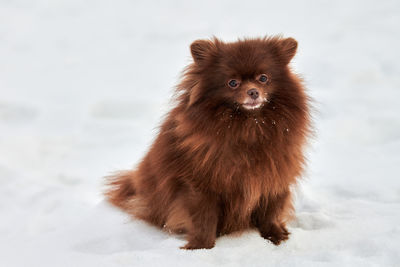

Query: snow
[{"left": 1, "top": 0, "right": 400, "bottom": 266}]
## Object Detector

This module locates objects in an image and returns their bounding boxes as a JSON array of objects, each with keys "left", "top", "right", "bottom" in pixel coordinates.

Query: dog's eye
[
  {"left": 257, "top": 74, "right": 268, "bottom": 83},
  {"left": 228, "top": 79, "right": 240, "bottom": 89}
]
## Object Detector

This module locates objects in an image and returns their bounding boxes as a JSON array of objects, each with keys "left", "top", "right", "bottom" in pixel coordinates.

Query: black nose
[{"left": 247, "top": 88, "right": 259, "bottom": 100}]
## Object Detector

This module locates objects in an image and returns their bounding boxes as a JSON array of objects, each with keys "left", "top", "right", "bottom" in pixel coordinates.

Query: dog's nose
[{"left": 247, "top": 88, "right": 259, "bottom": 100}]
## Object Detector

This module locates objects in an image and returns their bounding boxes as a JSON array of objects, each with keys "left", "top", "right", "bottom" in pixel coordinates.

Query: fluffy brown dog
[{"left": 106, "top": 36, "right": 311, "bottom": 249}]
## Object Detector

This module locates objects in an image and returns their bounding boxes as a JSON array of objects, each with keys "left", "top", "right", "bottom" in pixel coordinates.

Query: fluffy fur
[{"left": 106, "top": 36, "right": 311, "bottom": 249}]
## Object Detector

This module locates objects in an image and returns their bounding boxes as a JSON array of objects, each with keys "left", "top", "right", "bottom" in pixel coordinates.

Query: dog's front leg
[
  {"left": 181, "top": 193, "right": 218, "bottom": 250},
  {"left": 252, "top": 191, "right": 291, "bottom": 245}
]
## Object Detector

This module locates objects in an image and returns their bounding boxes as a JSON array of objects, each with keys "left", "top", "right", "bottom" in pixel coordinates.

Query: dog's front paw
[
  {"left": 260, "top": 223, "right": 290, "bottom": 245},
  {"left": 180, "top": 239, "right": 215, "bottom": 250}
]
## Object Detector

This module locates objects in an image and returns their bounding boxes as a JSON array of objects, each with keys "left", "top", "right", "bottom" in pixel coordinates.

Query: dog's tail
[{"left": 105, "top": 170, "right": 137, "bottom": 209}]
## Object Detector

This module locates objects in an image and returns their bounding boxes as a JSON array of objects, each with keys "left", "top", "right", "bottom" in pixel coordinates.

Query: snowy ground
[{"left": 1, "top": 0, "right": 400, "bottom": 266}]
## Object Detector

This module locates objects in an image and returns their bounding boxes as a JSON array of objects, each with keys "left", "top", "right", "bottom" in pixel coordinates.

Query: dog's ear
[
  {"left": 279, "top": 37, "right": 298, "bottom": 65},
  {"left": 190, "top": 39, "right": 216, "bottom": 64}
]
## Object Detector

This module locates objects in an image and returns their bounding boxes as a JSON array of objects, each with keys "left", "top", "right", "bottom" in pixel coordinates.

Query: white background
[{"left": 1, "top": 0, "right": 399, "bottom": 266}]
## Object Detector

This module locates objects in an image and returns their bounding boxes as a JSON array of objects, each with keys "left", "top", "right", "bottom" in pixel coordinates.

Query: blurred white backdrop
[{"left": 1, "top": 0, "right": 400, "bottom": 266}]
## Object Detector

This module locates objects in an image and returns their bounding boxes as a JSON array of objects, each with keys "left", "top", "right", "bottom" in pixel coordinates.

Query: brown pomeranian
[{"left": 106, "top": 36, "right": 311, "bottom": 250}]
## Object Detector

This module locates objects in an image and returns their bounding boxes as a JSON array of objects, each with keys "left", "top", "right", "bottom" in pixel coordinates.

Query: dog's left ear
[
  {"left": 190, "top": 39, "right": 217, "bottom": 64},
  {"left": 279, "top": 37, "right": 298, "bottom": 64}
]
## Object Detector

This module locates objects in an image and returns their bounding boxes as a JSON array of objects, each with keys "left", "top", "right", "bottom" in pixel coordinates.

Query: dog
[{"left": 106, "top": 36, "right": 311, "bottom": 249}]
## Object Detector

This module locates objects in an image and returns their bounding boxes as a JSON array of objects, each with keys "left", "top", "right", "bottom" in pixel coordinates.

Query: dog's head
[{"left": 187, "top": 37, "right": 298, "bottom": 112}]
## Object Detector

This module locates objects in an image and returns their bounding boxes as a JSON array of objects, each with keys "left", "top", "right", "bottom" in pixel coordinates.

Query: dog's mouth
[
  {"left": 242, "top": 102, "right": 263, "bottom": 110},
  {"left": 241, "top": 98, "right": 266, "bottom": 110}
]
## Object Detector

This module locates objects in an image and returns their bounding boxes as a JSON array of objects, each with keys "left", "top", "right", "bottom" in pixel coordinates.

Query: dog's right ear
[
  {"left": 278, "top": 37, "right": 298, "bottom": 65},
  {"left": 190, "top": 39, "right": 216, "bottom": 64}
]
